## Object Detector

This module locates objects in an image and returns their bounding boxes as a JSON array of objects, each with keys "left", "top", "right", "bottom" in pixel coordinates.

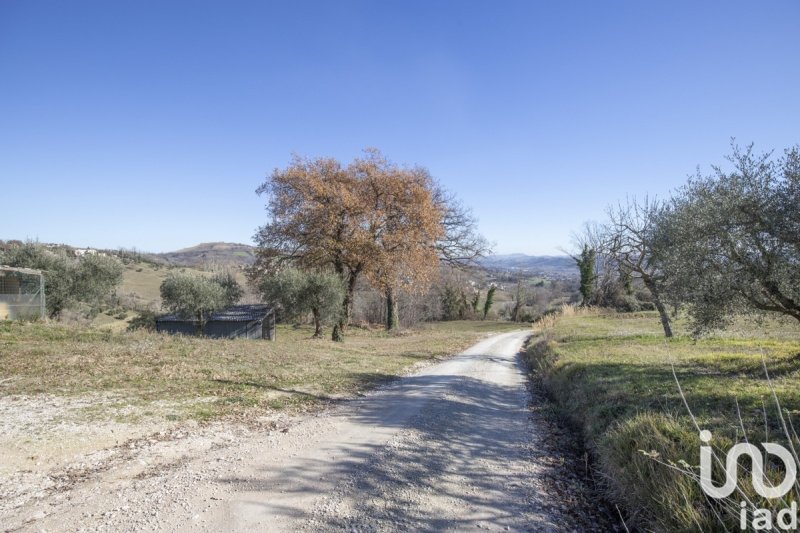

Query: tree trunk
[
  {"left": 332, "top": 277, "right": 345, "bottom": 342},
  {"left": 332, "top": 267, "right": 359, "bottom": 342},
  {"left": 511, "top": 282, "right": 521, "bottom": 322},
  {"left": 511, "top": 297, "right": 521, "bottom": 322},
  {"left": 343, "top": 271, "right": 358, "bottom": 330},
  {"left": 332, "top": 323, "right": 343, "bottom": 342},
  {"left": 312, "top": 307, "right": 323, "bottom": 338},
  {"left": 332, "top": 285, "right": 353, "bottom": 342},
  {"left": 335, "top": 293, "right": 351, "bottom": 338},
  {"left": 386, "top": 287, "right": 399, "bottom": 331},
  {"left": 653, "top": 297, "right": 674, "bottom": 338},
  {"left": 643, "top": 277, "right": 673, "bottom": 338},
  {"left": 196, "top": 310, "right": 204, "bottom": 336}
]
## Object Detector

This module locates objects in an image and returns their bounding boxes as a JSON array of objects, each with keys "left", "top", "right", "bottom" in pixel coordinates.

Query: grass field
[
  {"left": 1, "top": 319, "right": 523, "bottom": 421},
  {"left": 94, "top": 262, "right": 243, "bottom": 331},
  {"left": 118, "top": 262, "right": 174, "bottom": 306},
  {"left": 526, "top": 309, "right": 800, "bottom": 531}
]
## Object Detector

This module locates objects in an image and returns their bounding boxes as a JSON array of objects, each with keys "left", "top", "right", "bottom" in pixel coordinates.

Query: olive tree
[
  {"left": 212, "top": 271, "right": 244, "bottom": 305},
  {"left": 0, "top": 242, "right": 123, "bottom": 318},
  {"left": 656, "top": 143, "right": 800, "bottom": 333},
  {"left": 257, "top": 268, "right": 344, "bottom": 338},
  {"left": 159, "top": 272, "right": 241, "bottom": 334}
]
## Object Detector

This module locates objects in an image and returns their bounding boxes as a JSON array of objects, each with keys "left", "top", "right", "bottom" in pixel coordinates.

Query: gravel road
[
  {"left": 205, "top": 330, "right": 547, "bottom": 532},
  {"left": 12, "top": 330, "right": 616, "bottom": 532}
]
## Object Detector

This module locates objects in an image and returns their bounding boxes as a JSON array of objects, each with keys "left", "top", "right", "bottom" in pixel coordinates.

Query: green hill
[{"left": 153, "top": 242, "right": 256, "bottom": 268}]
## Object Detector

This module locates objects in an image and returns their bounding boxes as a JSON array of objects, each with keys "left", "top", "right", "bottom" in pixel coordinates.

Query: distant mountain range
[
  {"left": 477, "top": 253, "right": 575, "bottom": 274},
  {"left": 152, "top": 244, "right": 577, "bottom": 275},
  {"left": 8, "top": 239, "right": 575, "bottom": 275}
]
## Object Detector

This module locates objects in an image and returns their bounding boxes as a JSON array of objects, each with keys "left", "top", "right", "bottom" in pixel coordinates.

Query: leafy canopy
[
  {"left": 0, "top": 242, "right": 123, "bottom": 317},
  {"left": 258, "top": 268, "right": 344, "bottom": 337},
  {"left": 159, "top": 272, "right": 242, "bottom": 323},
  {"left": 656, "top": 143, "right": 800, "bottom": 332}
]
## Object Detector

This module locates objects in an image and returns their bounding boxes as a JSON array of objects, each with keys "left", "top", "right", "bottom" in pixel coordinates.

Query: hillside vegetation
[
  {"left": 525, "top": 309, "right": 800, "bottom": 531},
  {"left": 153, "top": 242, "right": 256, "bottom": 268},
  {"left": 89, "top": 261, "right": 213, "bottom": 331}
]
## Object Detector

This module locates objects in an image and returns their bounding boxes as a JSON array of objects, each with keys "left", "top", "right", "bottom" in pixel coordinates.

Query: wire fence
[{"left": 0, "top": 267, "right": 45, "bottom": 320}]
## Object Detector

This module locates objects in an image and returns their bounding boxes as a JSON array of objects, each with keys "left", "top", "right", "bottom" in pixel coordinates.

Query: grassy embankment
[
  {"left": 1, "top": 319, "right": 522, "bottom": 421},
  {"left": 525, "top": 308, "right": 800, "bottom": 531}
]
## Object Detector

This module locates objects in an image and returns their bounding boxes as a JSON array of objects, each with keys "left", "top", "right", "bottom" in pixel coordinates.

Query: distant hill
[
  {"left": 147, "top": 245, "right": 578, "bottom": 275},
  {"left": 478, "top": 254, "right": 576, "bottom": 276},
  {"left": 154, "top": 242, "right": 256, "bottom": 268}
]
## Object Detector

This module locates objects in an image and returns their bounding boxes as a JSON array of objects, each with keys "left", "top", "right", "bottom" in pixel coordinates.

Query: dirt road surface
[{"left": 9, "top": 330, "right": 608, "bottom": 532}]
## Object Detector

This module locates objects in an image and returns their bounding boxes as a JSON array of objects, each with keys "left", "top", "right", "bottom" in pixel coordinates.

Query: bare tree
[
  {"left": 433, "top": 187, "right": 492, "bottom": 268},
  {"left": 510, "top": 280, "right": 529, "bottom": 321},
  {"left": 605, "top": 196, "right": 673, "bottom": 337}
]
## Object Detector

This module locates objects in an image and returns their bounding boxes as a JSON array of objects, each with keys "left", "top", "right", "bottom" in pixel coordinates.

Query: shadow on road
[{"left": 217, "top": 350, "right": 560, "bottom": 530}]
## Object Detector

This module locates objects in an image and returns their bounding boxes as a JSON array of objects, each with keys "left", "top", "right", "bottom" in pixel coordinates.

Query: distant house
[
  {"left": 73, "top": 247, "right": 107, "bottom": 257},
  {"left": 156, "top": 304, "right": 276, "bottom": 340}
]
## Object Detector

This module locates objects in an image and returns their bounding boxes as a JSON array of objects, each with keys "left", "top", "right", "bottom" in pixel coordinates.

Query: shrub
[
  {"left": 612, "top": 293, "right": 641, "bottom": 313},
  {"left": 127, "top": 310, "right": 158, "bottom": 331}
]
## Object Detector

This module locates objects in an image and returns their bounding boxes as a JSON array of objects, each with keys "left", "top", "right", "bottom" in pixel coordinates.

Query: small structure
[
  {"left": 155, "top": 304, "right": 276, "bottom": 340},
  {"left": 0, "top": 266, "right": 46, "bottom": 320}
]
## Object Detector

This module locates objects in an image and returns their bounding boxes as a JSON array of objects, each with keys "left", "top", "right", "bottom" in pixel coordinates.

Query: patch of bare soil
[
  {"left": 2, "top": 332, "right": 624, "bottom": 532},
  {"left": 524, "top": 381, "right": 623, "bottom": 532},
  {"left": 0, "top": 393, "right": 212, "bottom": 527}
]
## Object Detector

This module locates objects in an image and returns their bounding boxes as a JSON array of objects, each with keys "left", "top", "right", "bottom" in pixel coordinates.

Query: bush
[
  {"left": 638, "top": 301, "right": 656, "bottom": 311},
  {"left": 612, "top": 293, "right": 641, "bottom": 313},
  {"left": 518, "top": 309, "right": 536, "bottom": 323},
  {"left": 127, "top": 310, "right": 158, "bottom": 331}
]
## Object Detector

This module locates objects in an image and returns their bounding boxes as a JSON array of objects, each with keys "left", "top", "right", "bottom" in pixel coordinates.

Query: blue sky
[{"left": 1, "top": 1, "right": 798, "bottom": 254}]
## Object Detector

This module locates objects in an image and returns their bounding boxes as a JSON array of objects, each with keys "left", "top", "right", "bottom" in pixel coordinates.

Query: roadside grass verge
[
  {"left": 0, "top": 319, "right": 522, "bottom": 421},
  {"left": 525, "top": 309, "right": 800, "bottom": 531}
]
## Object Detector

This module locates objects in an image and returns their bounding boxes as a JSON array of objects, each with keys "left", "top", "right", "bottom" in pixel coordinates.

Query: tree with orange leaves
[
  {"left": 252, "top": 154, "right": 366, "bottom": 341},
  {"left": 353, "top": 149, "right": 444, "bottom": 331},
  {"left": 252, "top": 149, "right": 485, "bottom": 339}
]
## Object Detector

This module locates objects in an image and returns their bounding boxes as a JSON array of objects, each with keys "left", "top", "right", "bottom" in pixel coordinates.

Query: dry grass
[
  {"left": 117, "top": 262, "right": 214, "bottom": 309},
  {"left": 526, "top": 309, "right": 800, "bottom": 531},
  {"left": 94, "top": 262, "right": 238, "bottom": 331},
  {"left": 0, "top": 319, "right": 522, "bottom": 421},
  {"left": 118, "top": 262, "right": 173, "bottom": 306}
]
